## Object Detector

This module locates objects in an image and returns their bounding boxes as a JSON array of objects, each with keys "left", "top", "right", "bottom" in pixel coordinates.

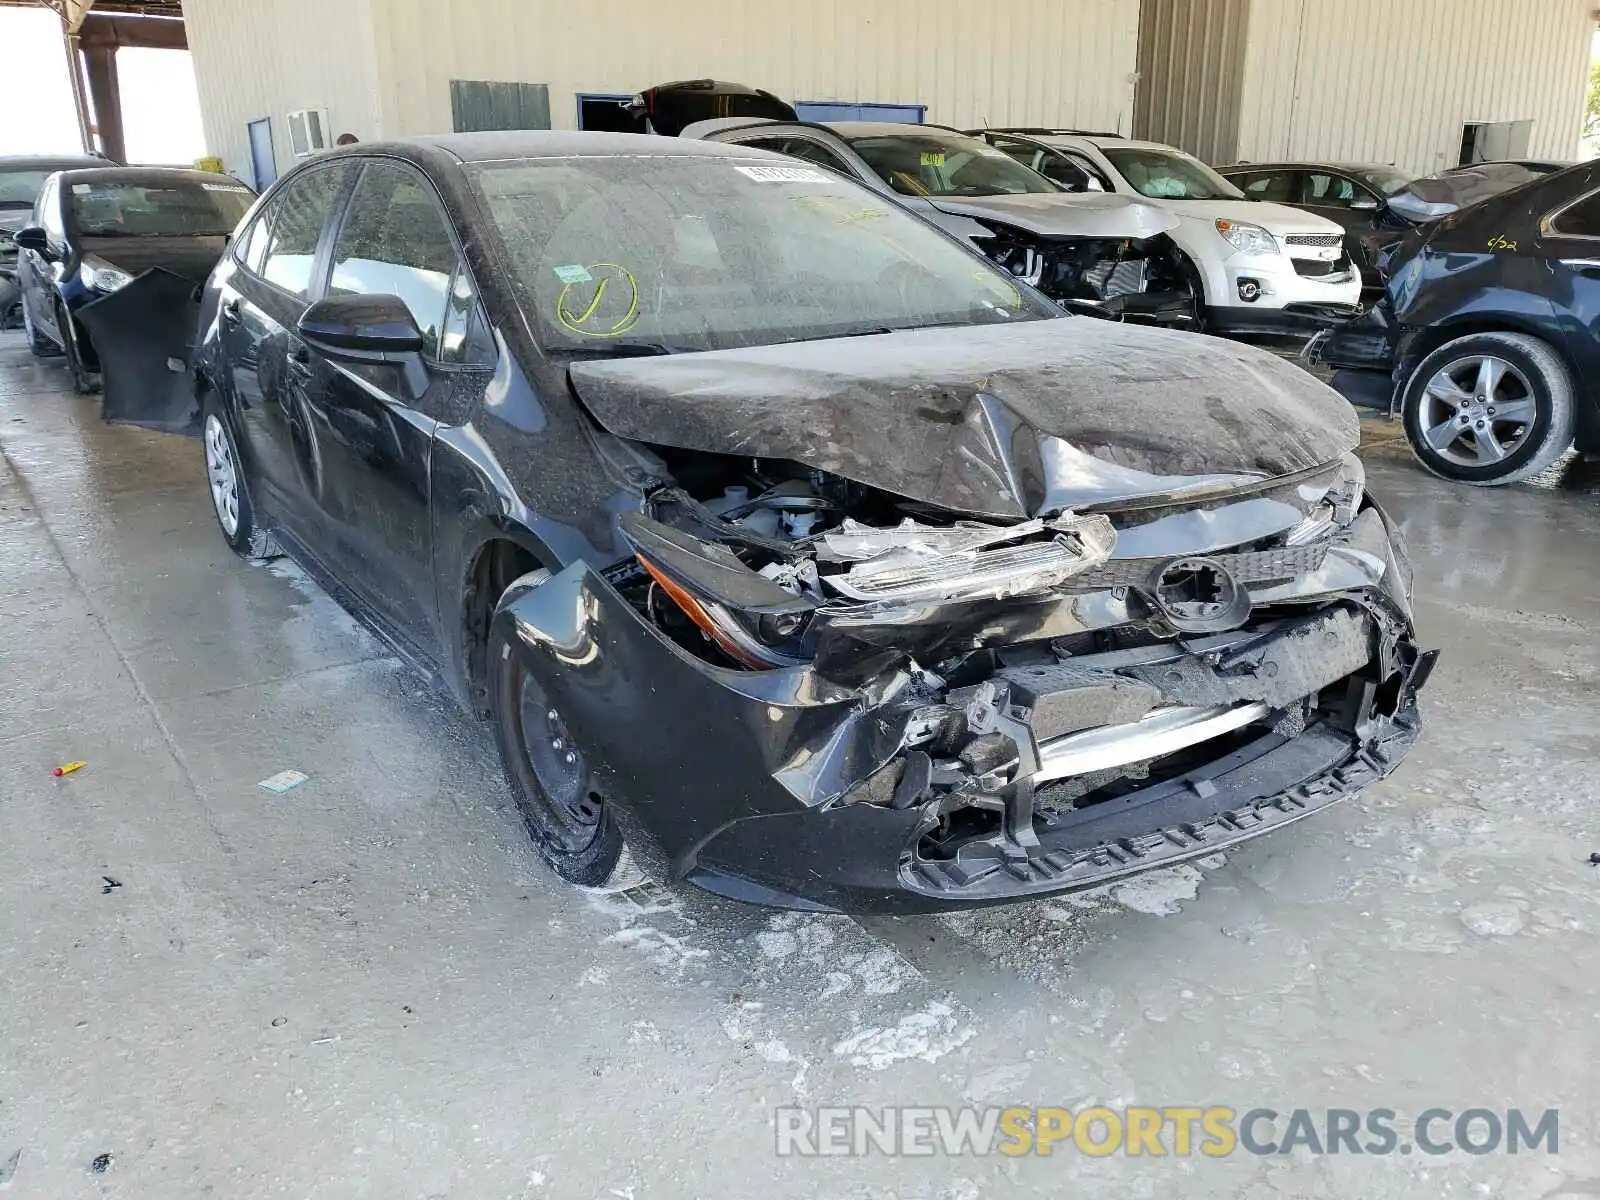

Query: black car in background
[
  {"left": 104, "top": 133, "right": 1429, "bottom": 913},
  {"left": 0, "top": 153, "right": 107, "bottom": 326},
  {"left": 1217, "top": 161, "right": 1415, "bottom": 288},
  {"left": 12, "top": 166, "right": 254, "bottom": 393},
  {"left": 1310, "top": 159, "right": 1600, "bottom": 485}
]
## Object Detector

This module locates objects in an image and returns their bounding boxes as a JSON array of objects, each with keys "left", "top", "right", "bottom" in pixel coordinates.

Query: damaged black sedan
[{"left": 127, "top": 133, "right": 1431, "bottom": 913}]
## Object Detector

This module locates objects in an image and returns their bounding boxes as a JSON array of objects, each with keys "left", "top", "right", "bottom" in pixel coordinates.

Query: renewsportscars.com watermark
[{"left": 775, "top": 1106, "right": 1559, "bottom": 1158}]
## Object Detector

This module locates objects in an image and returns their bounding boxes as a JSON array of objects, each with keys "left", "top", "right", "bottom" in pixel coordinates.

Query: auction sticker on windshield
[{"left": 734, "top": 164, "right": 831, "bottom": 184}]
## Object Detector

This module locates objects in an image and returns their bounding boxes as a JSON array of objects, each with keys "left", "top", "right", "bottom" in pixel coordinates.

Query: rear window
[{"left": 66, "top": 179, "right": 255, "bottom": 237}]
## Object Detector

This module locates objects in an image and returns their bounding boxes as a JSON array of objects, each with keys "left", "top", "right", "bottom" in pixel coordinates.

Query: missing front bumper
[{"left": 495, "top": 555, "right": 1431, "bottom": 914}]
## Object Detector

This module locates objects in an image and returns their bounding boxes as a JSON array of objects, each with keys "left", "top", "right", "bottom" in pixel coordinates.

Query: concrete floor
[{"left": 1, "top": 327, "right": 1598, "bottom": 1200}]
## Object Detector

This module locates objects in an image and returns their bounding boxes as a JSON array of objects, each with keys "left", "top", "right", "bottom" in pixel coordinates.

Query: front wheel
[
  {"left": 201, "top": 393, "right": 279, "bottom": 559},
  {"left": 488, "top": 569, "right": 638, "bottom": 890},
  {"left": 1399, "top": 331, "right": 1575, "bottom": 485},
  {"left": 57, "top": 301, "right": 99, "bottom": 394}
]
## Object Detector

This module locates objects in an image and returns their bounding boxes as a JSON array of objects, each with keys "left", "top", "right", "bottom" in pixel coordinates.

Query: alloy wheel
[
  {"left": 1417, "top": 354, "right": 1538, "bottom": 468},
  {"left": 204, "top": 412, "right": 240, "bottom": 536}
]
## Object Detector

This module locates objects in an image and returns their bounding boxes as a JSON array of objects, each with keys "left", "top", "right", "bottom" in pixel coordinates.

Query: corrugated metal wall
[
  {"left": 1133, "top": 0, "right": 1251, "bottom": 162},
  {"left": 366, "top": 0, "right": 1142, "bottom": 136},
  {"left": 184, "top": 0, "right": 385, "bottom": 184},
  {"left": 1237, "top": 0, "right": 1592, "bottom": 174}
]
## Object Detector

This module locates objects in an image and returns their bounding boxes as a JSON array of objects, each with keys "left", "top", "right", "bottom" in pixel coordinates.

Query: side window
[
  {"left": 1061, "top": 150, "right": 1111, "bottom": 192},
  {"left": 328, "top": 161, "right": 457, "bottom": 359},
  {"left": 1548, "top": 190, "right": 1600, "bottom": 237},
  {"left": 1303, "top": 172, "right": 1358, "bottom": 206},
  {"left": 238, "top": 211, "right": 272, "bottom": 273},
  {"left": 1239, "top": 170, "right": 1297, "bottom": 203},
  {"left": 259, "top": 166, "right": 345, "bottom": 297},
  {"left": 772, "top": 137, "right": 856, "bottom": 178},
  {"left": 439, "top": 265, "right": 495, "bottom": 366},
  {"left": 39, "top": 180, "right": 65, "bottom": 241}
]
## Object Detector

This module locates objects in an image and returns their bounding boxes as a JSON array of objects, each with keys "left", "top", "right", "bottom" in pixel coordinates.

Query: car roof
[
  {"left": 1218, "top": 161, "right": 1407, "bottom": 177},
  {"left": 0, "top": 154, "right": 108, "bottom": 172},
  {"left": 821, "top": 122, "right": 971, "bottom": 139},
  {"left": 382, "top": 131, "right": 788, "bottom": 163},
  {"left": 1027, "top": 134, "right": 1174, "bottom": 152},
  {"left": 53, "top": 166, "right": 249, "bottom": 187}
]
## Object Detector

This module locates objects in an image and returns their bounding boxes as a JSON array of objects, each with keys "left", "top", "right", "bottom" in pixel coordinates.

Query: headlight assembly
[
  {"left": 1214, "top": 218, "right": 1279, "bottom": 257},
  {"left": 80, "top": 258, "right": 134, "bottom": 293}
]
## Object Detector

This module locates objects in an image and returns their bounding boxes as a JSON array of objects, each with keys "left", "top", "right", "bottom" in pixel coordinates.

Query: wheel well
[
  {"left": 1401, "top": 319, "right": 1576, "bottom": 391},
  {"left": 463, "top": 538, "right": 543, "bottom": 719}
]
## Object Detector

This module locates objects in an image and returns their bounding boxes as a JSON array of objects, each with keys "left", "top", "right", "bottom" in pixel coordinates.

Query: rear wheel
[
  {"left": 1400, "top": 331, "right": 1574, "bottom": 485},
  {"left": 201, "top": 393, "right": 279, "bottom": 559},
  {"left": 488, "top": 569, "right": 638, "bottom": 890}
]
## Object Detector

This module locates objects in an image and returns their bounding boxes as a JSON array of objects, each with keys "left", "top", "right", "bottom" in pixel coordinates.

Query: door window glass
[
  {"left": 259, "top": 165, "right": 345, "bottom": 297},
  {"left": 1304, "top": 172, "right": 1358, "bottom": 206},
  {"left": 770, "top": 138, "right": 856, "bottom": 177},
  {"left": 329, "top": 162, "right": 457, "bottom": 358},
  {"left": 238, "top": 212, "right": 272, "bottom": 273},
  {"left": 40, "top": 180, "right": 65, "bottom": 241}
]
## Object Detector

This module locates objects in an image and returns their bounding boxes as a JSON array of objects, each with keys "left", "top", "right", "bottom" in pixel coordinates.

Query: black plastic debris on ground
[
  {"left": 100, "top": 876, "right": 121, "bottom": 895},
  {"left": 90, "top": 1152, "right": 112, "bottom": 1173}
]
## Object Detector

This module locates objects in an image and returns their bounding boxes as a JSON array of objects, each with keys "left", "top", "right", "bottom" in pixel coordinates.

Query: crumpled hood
[
  {"left": 927, "top": 191, "right": 1178, "bottom": 240},
  {"left": 81, "top": 234, "right": 228, "bottom": 284},
  {"left": 569, "top": 319, "right": 1359, "bottom": 519}
]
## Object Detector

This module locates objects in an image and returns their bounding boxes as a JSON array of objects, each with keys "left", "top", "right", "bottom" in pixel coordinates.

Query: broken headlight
[{"left": 1286, "top": 454, "right": 1366, "bottom": 545}]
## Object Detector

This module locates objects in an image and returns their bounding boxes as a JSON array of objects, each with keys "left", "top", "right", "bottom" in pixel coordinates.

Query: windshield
[
  {"left": 845, "top": 131, "right": 1061, "bottom": 198},
  {"left": 1362, "top": 165, "right": 1414, "bottom": 196},
  {"left": 1102, "top": 147, "right": 1245, "bottom": 200},
  {"left": 0, "top": 169, "right": 53, "bottom": 208},
  {"left": 470, "top": 155, "right": 1055, "bottom": 354},
  {"left": 66, "top": 179, "right": 255, "bottom": 236}
]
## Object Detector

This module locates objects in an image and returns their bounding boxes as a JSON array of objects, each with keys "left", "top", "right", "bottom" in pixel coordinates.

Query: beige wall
[
  {"left": 184, "top": 0, "right": 385, "bottom": 186},
  {"left": 367, "top": 0, "right": 1142, "bottom": 136},
  {"left": 1237, "top": 0, "right": 1592, "bottom": 174},
  {"left": 1134, "top": 0, "right": 1252, "bottom": 162}
]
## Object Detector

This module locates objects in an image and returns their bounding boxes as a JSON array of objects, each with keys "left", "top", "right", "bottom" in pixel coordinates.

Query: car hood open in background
[
  {"left": 569, "top": 320, "right": 1358, "bottom": 519},
  {"left": 1385, "top": 163, "right": 1542, "bottom": 224},
  {"left": 926, "top": 191, "right": 1178, "bottom": 240}
]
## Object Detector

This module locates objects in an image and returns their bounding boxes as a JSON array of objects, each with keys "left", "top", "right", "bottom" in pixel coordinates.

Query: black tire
[
  {"left": 23, "top": 299, "right": 60, "bottom": 358},
  {"left": 1173, "top": 250, "right": 1206, "bottom": 332},
  {"left": 488, "top": 569, "right": 638, "bottom": 890},
  {"left": 200, "top": 392, "right": 280, "bottom": 560},
  {"left": 57, "top": 300, "right": 99, "bottom": 395},
  {"left": 1400, "top": 331, "right": 1575, "bottom": 486}
]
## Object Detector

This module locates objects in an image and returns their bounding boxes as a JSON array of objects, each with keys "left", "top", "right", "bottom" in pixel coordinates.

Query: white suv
[{"left": 980, "top": 131, "right": 1362, "bottom": 336}]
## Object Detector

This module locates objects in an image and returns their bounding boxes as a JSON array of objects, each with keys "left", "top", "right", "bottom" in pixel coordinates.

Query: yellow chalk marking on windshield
[{"left": 556, "top": 263, "right": 639, "bottom": 338}]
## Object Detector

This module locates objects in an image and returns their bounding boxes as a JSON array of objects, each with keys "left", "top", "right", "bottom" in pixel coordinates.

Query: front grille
[
  {"left": 1069, "top": 542, "right": 1331, "bottom": 591},
  {"left": 1285, "top": 233, "right": 1343, "bottom": 248},
  {"left": 1293, "top": 254, "right": 1353, "bottom": 278}
]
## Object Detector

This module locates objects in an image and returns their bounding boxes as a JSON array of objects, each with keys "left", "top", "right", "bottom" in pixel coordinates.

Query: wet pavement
[{"left": 1, "top": 327, "right": 1598, "bottom": 1199}]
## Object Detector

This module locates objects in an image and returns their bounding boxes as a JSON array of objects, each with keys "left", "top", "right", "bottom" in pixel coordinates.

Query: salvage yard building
[{"left": 18, "top": 0, "right": 1599, "bottom": 187}]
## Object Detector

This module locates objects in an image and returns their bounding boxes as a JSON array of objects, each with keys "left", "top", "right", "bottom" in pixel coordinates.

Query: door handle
[
  {"left": 290, "top": 344, "right": 310, "bottom": 366},
  {"left": 220, "top": 298, "right": 241, "bottom": 324}
]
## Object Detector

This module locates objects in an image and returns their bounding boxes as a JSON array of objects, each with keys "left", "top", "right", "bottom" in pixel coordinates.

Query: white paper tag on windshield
[
  {"left": 734, "top": 164, "right": 830, "bottom": 184},
  {"left": 72, "top": 183, "right": 91, "bottom": 194}
]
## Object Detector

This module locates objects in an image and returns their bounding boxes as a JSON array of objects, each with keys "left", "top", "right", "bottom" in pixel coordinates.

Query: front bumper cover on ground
[{"left": 494, "top": 527, "right": 1433, "bottom": 913}]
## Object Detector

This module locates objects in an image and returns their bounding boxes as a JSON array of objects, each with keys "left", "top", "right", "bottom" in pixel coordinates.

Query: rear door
[
  {"left": 222, "top": 161, "right": 350, "bottom": 535},
  {"left": 299, "top": 157, "right": 477, "bottom": 651},
  {"left": 1533, "top": 176, "right": 1600, "bottom": 370},
  {"left": 20, "top": 178, "right": 67, "bottom": 341}
]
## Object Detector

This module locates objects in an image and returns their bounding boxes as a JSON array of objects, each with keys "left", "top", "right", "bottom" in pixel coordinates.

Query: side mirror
[
  {"left": 297, "top": 292, "right": 422, "bottom": 356},
  {"left": 1350, "top": 195, "right": 1380, "bottom": 212},
  {"left": 12, "top": 226, "right": 52, "bottom": 257}
]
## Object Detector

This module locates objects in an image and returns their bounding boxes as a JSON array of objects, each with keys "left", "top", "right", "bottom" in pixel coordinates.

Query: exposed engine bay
[{"left": 984, "top": 230, "right": 1196, "bottom": 325}]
